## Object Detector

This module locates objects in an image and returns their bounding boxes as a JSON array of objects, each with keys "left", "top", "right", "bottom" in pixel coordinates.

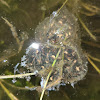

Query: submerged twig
[
  {"left": 1, "top": 17, "right": 20, "bottom": 45},
  {"left": 18, "top": 40, "right": 24, "bottom": 53},
  {"left": 1, "top": 17, "right": 28, "bottom": 53},
  {"left": 0, "top": 81, "right": 19, "bottom": 100}
]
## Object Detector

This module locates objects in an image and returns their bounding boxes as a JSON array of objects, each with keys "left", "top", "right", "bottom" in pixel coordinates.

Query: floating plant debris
[{"left": 21, "top": 6, "right": 88, "bottom": 90}]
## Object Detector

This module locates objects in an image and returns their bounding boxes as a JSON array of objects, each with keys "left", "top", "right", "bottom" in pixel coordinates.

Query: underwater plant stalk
[
  {"left": 82, "top": 41, "right": 100, "bottom": 48},
  {"left": 87, "top": 54, "right": 100, "bottom": 62},
  {"left": 1, "top": 17, "right": 26, "bottom": 53},
  {"left": 87, "top": 56, "right": 100, "bottom": 74},
  {"left": 0, "top": 72, "right": 36, "bottom": 79},
  {"left": 40, "top": 48, "right": 61, "bottom": 100},
  {"left": 0, "top": 0, "right": 10, "bottom": 8},
  {"left": 0, "top": 81, "right": 18, "bottom": 100},
  {"left": 0, "top": 79, "right": 32, "bottom": 90},
  {"left": 77, "top": 14, "right": 96, "bottom": 41},
  {"left": 57, "top": 0, "right": 68, "bottom": 14},
  {"left": 80, "top": 2, "right": 100, "bottom": 13},
  {"left": 1, "top": 17, "right": 20, "bottom": 45}
]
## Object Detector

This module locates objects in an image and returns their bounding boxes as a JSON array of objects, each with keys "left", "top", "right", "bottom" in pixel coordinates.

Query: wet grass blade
[
  {"left": 80, "top": 10, "right": 97, "bottom": 16},
  {"left": 77, "top": 15, "right": 97, "bottom": 41},
  {"left": 0, "top": 79, "right": 34, "bottom": 90},
  {"left": 0, "top": 81, "right": 19, "bottom": 100},
  {"left": 0, "top": 0, "right": 10, "bottom": 8},
  {"left": 87, "top": 56, "right": 100, "bottom": 74},
  {"left": 80, "top": 2, "right": 100, "bottom": 13},
  {"left": 82, "top": 41, "right": 100, "bottom": 48},
  {"left": 40, "top": 48, "right": 61, "bottom": 100},
  {"left": 0, "top": 72, "right": 36, "bottom": 79},
  {"left": 87, "top": 54, "right": 100, "bottom": 62},
  {"left": 57, "top": 0, "right": 68, "bottom": 14},
  {"left": 1, "top": 17, "right": 20, "bottom": 45}
]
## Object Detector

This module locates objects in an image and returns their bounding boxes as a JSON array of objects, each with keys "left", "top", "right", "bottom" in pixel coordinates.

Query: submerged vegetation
[{"left": 0, "top": 0, "right": 100, "bottom": 100}]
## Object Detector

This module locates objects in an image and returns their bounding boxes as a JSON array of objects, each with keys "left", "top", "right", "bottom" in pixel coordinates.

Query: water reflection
[{"left": 29, "top": 43, "right": 40, "bottom": 49}]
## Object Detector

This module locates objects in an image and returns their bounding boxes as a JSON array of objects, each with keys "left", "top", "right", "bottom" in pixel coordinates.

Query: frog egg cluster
[{"left": 21, "top": 6, "right": 88, "bottom": 90}]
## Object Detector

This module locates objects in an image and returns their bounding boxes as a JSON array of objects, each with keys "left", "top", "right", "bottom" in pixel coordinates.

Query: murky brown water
[{"left": 0, "top": 0, "right": 100, "bottom": 100}]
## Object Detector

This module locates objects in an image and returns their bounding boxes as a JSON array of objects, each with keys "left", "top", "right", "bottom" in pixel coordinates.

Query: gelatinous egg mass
[
  {"left": 35, "top": 6, "right": 78, "bottom": 45},
  {"left": 21, "top": 43, "right": 87, "bottom": 85},
  {"left": 21, "top": 6, "right": 88, "bottom": 90}
]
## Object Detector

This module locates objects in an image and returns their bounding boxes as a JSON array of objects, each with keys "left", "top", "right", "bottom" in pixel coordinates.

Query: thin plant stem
[
  {"left": 0, "top": 0, "right": 10, "bottom": 8},
  {"left": 46, "top": 77, "right": 62, "bottom": 89},
  {"left": 87, "top": 56, "right": 100, "bottom": 74},
  {"left": 40, "top": 48, "right": 61, "bottom": 100},
  {"left": 0, "top": 81, "right": 18, "bottom": 100},
  {"left": 77, "top": 14, "right": 96, "bottom": 41},
  {"left": 80, "top": 2, "right": 100, "bottom": 13},
  {"left": 87, "top": 54, "right": 100, "bottom": 62},
  {"left": 0, "top": 79, "right": 33, "bottom": 90},
  {"left": 0, "top": 72, "right": 36, "bottom": 79},
  {"left": 82, "top": 40, "right": 100, "bottom": 48},
  {"left": 1, "top": 17, "right": 20, "bottom": 45},
  {"left": 80, "top": 10, "right": 96, "bottom": 16},
  {"left": 57, "top": 0, "right": 68, "bottom": 14}
]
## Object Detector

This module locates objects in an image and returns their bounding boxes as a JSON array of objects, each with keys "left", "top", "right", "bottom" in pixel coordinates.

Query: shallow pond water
[{"left": 0, "top": 0, "right": 100, "bottom": 100}]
